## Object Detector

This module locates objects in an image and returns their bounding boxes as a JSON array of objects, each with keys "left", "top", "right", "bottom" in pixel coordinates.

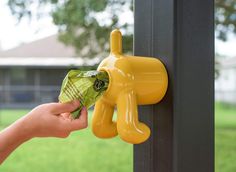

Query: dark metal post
[{"left": 133, "top": 0, "right": 214, "bottom": 172}]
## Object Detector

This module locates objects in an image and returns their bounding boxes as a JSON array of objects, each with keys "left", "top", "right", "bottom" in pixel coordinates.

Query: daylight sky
[
  {"left": 0, "top": 0, "right": 236, "bottom": 58},
  {"left": 0, "top": 0, "right": 58, "bottom": 50}
]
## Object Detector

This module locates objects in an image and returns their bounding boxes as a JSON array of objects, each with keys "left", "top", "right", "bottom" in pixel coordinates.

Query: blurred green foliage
[
  {"left": 7, "top": 0, "right": 236, "bottom": 54},
  {"left": 215, "top": 0, "right": 236, "bottom": 41},
  {"left": 7, "top": 0, "right": 133, "bottom": 57}
]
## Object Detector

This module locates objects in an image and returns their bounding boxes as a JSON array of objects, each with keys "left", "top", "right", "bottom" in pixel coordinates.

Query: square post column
[{"left": 133, "top": 0, "right": 214, "bottom": 172}]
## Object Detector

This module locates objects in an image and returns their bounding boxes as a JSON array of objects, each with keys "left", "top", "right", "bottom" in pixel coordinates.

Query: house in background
[
  {"left": 215, "top": 56, "right": 236, "bottom": 105},
  {"left": 0, "top": 35, "right": 99, "bottom": 108}
]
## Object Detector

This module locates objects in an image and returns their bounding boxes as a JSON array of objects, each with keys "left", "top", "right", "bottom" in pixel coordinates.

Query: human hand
[
  {"left": 20, "top": 100, "right": 88, "bottom": 139},
  {"left": 0, "top": 100, "right": 87, "bottom": 164}
]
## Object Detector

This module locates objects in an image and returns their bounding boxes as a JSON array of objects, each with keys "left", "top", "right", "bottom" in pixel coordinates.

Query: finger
[
  {"left": 66, "top": 107, "right": 88, "bottom": 131},
  {"left": 48, "top": 100, "right": 80, "bottom": 115},
  {"left": 56, "top": 132, "right": 70, "bottom": 138},
  {"left": 60, "top": 112, "right": 71, "bottom": 120}
]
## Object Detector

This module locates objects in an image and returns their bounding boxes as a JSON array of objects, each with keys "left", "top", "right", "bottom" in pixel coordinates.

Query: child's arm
[{"left": 0, "top": 100, "right": 87, "bottom": 164}]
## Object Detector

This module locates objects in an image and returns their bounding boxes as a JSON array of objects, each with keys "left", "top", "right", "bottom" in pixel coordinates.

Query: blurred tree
[
  {"left": 215, "top": 0, "right": 236, "bottom": 78},
  {"left": 9, "top": 0, "right": 235, "bottom": 57},
  {"left": 215, "top": 0, "right": 236, "bottom": 41},
  {"left": 7, "top": 0, "right": 133, "bottom": 57}
]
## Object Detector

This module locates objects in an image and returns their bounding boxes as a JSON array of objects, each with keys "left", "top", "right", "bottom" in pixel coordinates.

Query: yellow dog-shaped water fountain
[{"left": 92, "top": 29, "right": 168, "bottom": 144}]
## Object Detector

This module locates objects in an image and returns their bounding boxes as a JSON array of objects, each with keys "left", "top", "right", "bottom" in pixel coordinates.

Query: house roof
[
  {"left": 0, "top": 34, "right": 101, "bottom": 67},
  {"left": 0, "top": 35, "right": 76, "bottom": 57},
  {"left": 0, "top": 57, "right": 99, "bottom": 67}
]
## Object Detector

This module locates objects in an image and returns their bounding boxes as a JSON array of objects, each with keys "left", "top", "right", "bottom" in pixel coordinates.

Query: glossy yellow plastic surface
[{"left": 92, "top": 29, "right": 168, "bottom": 144}]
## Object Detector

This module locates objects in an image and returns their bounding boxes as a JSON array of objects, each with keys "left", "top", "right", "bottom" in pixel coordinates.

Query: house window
[
  {"left": 9, "top": 68, "right": 35, "bottom": 86},
  {"left": 40, "top": 69, "right": 68, "bottom": 86},
  {"left": 0, "top": 70, "right": 4, "bottom": 103},
  {"left": 9, "top": 68, "right": 27, "bottom": 85},
  {"left": 9, "top": 68, "right": 34, "bottom": 103},
  {"left": 0, "top": 70, "right": 4, "bottom": 85}
]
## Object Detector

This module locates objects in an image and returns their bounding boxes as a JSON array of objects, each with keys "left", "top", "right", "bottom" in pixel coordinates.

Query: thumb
[
  {"left": 67, "top": 107, "right": 88, "bottom": 131},
  {"left": 48, "top": 100, "right": 80, "bottom": 115}
]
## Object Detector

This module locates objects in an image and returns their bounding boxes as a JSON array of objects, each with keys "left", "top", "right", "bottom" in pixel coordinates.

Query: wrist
[
  {"left": 16, "top": 116, "right": 34, "bottom": 142},
  {"left": 0, "top": 116, "right": 32, "bottom": 153}
]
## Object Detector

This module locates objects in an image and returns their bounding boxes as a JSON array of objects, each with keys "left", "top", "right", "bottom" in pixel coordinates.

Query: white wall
[{"left": 215, "top": 68, "right": 236, "bottom": 104}]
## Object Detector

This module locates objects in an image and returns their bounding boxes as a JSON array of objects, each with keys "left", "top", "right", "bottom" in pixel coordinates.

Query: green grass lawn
[
  {"left": 0, "top": 103, "right": 236, "bottom": 172},
  {"left": 215, "top": 103, "right": 236, "bottom": 172},
  {"left": 0, "top": 110, "right": 132, "bottom": 172}
]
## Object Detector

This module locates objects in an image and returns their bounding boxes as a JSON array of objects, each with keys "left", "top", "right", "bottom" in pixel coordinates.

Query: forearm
[
  {"left": 0, "top": 117, "right": 31, "bottom": 164},
  {"left": 0, "top": 101, "right": 87, "bottom": 165},
  {"left": 0, "top": 142, "right": 20, "bottom": 164}
]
